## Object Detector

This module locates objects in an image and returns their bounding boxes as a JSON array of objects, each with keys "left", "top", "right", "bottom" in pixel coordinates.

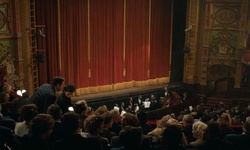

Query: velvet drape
[{"left": 35, "top": 0, "right": 172, "bottom": 95}]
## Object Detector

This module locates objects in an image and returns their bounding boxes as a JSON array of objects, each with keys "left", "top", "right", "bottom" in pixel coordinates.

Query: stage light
[
  {"left": 16, "top": 89, "right": 26, "bottom": 96},
  {"left": 68, "top": 106, "right": 74, "bottom": 111}
]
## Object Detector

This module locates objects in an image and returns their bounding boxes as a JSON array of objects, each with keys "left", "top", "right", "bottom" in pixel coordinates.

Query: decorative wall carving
[
  {"left": 212, "top": 4, "right": 240, "bottom": 28},
  {"left": 208, "top": 31, "right": 237, "bottom": 67},
  {"left": 196, "top": 1, "right": 244, "bottom": 88},
  {"left": 0, "top": 42, "right": 19, "bottom": 88}
]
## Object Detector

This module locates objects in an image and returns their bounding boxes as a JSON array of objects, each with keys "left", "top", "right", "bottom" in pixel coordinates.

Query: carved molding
[
  {"left": 212, "top": 4, "right": 240, "bottom": 28},
  {"left": 0, "top": 42, "right": 20, "bottom": 88},
  {"left": 208, "top": 31, "right": 238, "bottom": 68}
]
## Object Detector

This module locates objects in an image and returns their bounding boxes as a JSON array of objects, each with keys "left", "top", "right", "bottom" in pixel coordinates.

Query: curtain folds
[
  {"left": 150, "top": 0, "right": 171, "bottom": 79},
  {"left": 35, "top": 0, "right": 172, "bottom": 96},
  {"left": 35, "top": 0, "right": 59, "bottom": 84},
  {"left": 59, "top": 0, "right": 89, "bottom": 87}
]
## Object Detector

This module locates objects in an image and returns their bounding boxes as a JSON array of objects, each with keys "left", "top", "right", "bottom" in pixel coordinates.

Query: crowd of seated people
[
  {"left": 0, "top": 101, "right": 250, "bottom": 150},
  {"left": 1, "top": 80, "right": 250, "bottom": 150}
]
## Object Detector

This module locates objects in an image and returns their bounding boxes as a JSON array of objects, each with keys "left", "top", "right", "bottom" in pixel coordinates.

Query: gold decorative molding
[
  {"left": 0, "top": 46, "right": 20, "bottom": 88},
  {"left": 211, "top": 4, "right": 240, "bottom": 28}
]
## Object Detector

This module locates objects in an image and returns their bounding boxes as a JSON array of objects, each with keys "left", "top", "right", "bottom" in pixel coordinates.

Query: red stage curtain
[
  {"left": 59, "top": 0, "right": 89, "bottom": 87},
  {"left": 35, "top": 0, "right": 59, "bottom": 84},
  {"left": 35, "top": 0, "right": 172, "bottom": 93},
  {"left": 125, "top": 0, "right": 149, "bottom": 82},
  {"left": 150, "top": 0, "right": 171, "bottom": 79},
  {"left": 89, "top": 0, "right": 116, "bottom": 86},
  {"left": 113, "top": 0, "right": 124, "bottom": 84}
]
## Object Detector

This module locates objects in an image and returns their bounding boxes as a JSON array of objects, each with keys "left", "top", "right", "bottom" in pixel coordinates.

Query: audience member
[
  {"left": 170, "top": 113, "right": 176, "bottom": 119},
  {"left": 136, "top": 110, "right": 153, "bottom": 135},
  {"left": 111, "top": 112, "right": 151, "bottom": 150},
  {"left": 152, "top": 124, "right": 187, "bottom": 150},
  {"left": 192, "top": 104, "right": 205, "bottom": 119},
  {"left": 21, "top": 113, "right": 55, "bottom": 150},
  {"left": 47, "top": 104, "right": 64, "bottom": 143},
  {"left": 109, "top": 109, "right": 122, "bottom": 135},
  {"left": 0, "top": 125, "right": 21, "bottom": 150},
  {"left": 111, "top": 125, "right": 143, "bottom": 150},
  {"left": 95, "top": 105, "right": 109, "bottom": 115},
  {"left": 121, "top": 113, "right": 139, "bottom": 127},
  {"left": 100, "top": 111, "right": 117, "bottom": 144},
  {"left": 0, "top": 91, "right": 10, "bottom": 103},
  {"left": 0, "top": 91, "right": 12, "bottom": 116},
  {"left": 1, "top": 84, "right": 21, "bottom": 102},
  {"left": 14, "top": 104, "right": 38, "bottom": 137},
  {"left": 177, "top": 110, "right": 186, "bottom": 122},
  {"left": 189, "top": 121, "right": 207, "bottom": 149},
  {"left": 29, "top": 76, "right": 65, "bottom": 113},
  {"left": 83, "top": 113, "right": 110, "bottom": 150},
  {"left": 223, "top": 116, "right": 250, "bottom": 150},
  {"left": 165, "top": 117, "right": 188, "bottom": 147},
  {"left": 217, "top": 112, "right": 235, "bottom": 139},
  {"left": 51, "top": 112, "right": 102, "bottom": 150},
  {"left": 73, "top": 99, "right": 89, "bottom": 131},
  {"left": 199, "top": 121, "right": 233, "bottom": 150},
  {"left": 148, "top": 115, "right": 171, "bottom": 139},
  {"left": 12, "top": 91, "right": 30, "bottom": 121},
  {"left": 182, "top": 114, "right": 196, "bottom": 143},
  {"left": 56, "top": 83, "right": 75, "bottom": 114},
  {"left": 0, "top": 103, "right": 16, "bottom": 130}
]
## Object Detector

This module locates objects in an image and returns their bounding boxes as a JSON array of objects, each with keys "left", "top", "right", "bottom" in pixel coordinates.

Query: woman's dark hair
[
  {"left": 162, "top": 124, "right": 183, "bottom": 146},
  {"left": 63, "top": 84, "right": 75, "bottom": 92},
  {"left": 61, "top": 112, "right": 80, "bottom": 135}
]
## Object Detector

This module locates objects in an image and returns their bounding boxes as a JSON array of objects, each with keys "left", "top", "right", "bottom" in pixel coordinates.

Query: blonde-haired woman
[{"left": 189, "top": 121, "right": 207, "bottom": 149}]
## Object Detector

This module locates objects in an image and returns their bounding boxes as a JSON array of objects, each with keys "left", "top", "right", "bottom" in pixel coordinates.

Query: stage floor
[{"left": 71, "top": 84, "right": 167, "bottom": 102}]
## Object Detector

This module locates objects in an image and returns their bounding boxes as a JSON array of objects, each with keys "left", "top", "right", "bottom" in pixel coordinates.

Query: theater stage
[{"left": 71, "top": 82, "right": 184, "bottom": 110}]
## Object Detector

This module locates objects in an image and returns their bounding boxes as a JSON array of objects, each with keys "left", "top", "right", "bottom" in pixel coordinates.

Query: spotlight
[
  {"left": 68, "top": 106, "right": 74, "bottom": 111},
  {"left": 16, "top": 89, "right": 26, "bottom": 96}
]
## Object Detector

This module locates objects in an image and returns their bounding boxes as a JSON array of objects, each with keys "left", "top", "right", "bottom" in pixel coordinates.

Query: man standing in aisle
[{"left": 29, "top": 76, "right": 65, "bottom": 113}]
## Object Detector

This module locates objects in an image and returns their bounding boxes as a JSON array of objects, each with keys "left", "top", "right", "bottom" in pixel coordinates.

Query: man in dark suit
[
  {"left": 29, "top": 76, "right": 65, "bottom": 113},
  {"left": 181, "top": 92, "right": 188, "bottom": 103},
  {"left": 125, "top": 97, "right": 134, "bottom": 111},
  {"left": 164, "top": 85, "right": 171, "bottom": 97},
  {"left": 134, "top": 95, "right": 143, "bottom": 106},
  {"left": 149, "top": 94, "right": 161, "bottom": 111}
]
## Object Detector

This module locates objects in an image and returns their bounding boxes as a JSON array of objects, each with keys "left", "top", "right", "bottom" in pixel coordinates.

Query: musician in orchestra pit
[
  {"left": 134, "top": 95, "right": 144, "bottom": 109},
  {"left": 165, "top": 98, "right": 173, "bottom": 108},
  {"left": 125, "top": 97, "right": 134, "bottom": 111},
  {"left": 149, "top": 94, "right": 161, "bottom": 110},
  {"left": 181, "top": 92, "right": 188, "bottom": 103},
  {"left": 119, "top": 102, "right": 126, "bottom": 114},
  {"left": 164, "top": 85, "right": 171, "bottom": 97}
]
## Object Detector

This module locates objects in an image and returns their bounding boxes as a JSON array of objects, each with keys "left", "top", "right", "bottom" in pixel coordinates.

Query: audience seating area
[{"left": 1, "top": 82, "right": 250, "bottom": 150}]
